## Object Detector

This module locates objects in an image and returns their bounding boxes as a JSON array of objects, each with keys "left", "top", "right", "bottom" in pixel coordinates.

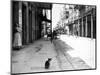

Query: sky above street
[{"left": 52, "top": 4, "right": 64, "bottom": 29}]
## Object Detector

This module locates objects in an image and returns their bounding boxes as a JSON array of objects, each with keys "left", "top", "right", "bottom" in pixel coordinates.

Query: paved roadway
[{"left": 12, "top": 38, "right": 91, "bottom": 74}]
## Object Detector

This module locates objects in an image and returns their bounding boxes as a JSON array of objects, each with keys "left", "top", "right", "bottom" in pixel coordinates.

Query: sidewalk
[
  {"left": 53, "top": 39, "right": 91, "bottom": 70},
  {"left": 59, "top": 35, "right": 96, "bottom": 68},
  {"left": 12, "top": 38, "right": 60, "bottom": 73}
]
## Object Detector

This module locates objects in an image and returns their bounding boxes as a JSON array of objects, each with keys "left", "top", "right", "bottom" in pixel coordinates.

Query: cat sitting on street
[{"left": 45, "top": 58, "right": 52, "bottom": 69}]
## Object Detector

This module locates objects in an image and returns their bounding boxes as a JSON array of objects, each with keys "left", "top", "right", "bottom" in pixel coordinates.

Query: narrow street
[
  {"left": 12, "top": 36, "right": 91, "bottom": 73},
  {"left": 11, "top": 1, "right": 96, "bottom": 74},
  {"left": 53, "top": 39, "right": 91, "bottom": 70}
]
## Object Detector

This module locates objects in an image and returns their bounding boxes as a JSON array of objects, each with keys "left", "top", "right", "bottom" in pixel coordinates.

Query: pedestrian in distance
[{"left": 53, "top": 30, "right": 57, "bottom": 39}]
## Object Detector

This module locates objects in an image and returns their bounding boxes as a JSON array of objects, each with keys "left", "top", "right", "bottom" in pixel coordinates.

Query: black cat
[{"left": 45, "top": 58, "right": 52, "bottom": 69}]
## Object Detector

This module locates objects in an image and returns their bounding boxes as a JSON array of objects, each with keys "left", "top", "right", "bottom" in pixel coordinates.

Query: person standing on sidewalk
[{"left": 13, "top": 23, "right": 22, "bottom": 50}]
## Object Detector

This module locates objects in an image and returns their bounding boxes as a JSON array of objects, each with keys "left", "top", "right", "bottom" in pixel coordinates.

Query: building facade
[
  {"left": 67, "top": 5, "right": 96, "bottom": 39},
  {"left": 12, "top": 1, "right": 52, "bottom": 49}
]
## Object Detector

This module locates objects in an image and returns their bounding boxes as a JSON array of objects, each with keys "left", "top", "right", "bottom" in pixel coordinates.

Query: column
[
  {"left": 91, "top": 14, "right": 93, "bottom": 38},
  {"left": 37, "top": 23, "right": 39, "bottom": 39},
  {"left": 26, "top": 3, "right": 29, "bottom": 44},
  {"left": 18, "top": 2, "right": 22, "bottom": 46},
  {"left": 45, "top": 9, "right": 47, "bottom": 35},
  {"left": 78, "top": 19, "right": 80, "bottom": 36},
  {"left": 35, "top": 8, "right": 37, "bottom": 40},
  {"left": 19, "top": 2, "right": 22, "bottom": 30},
  {"left": 29, "top": 6, "right": 32, "bottom": 43},
  {"left": 43, "top": 22, "right": 46, "bottom": 35},
  {"left": 50, "top": 9, "right": 52, "bottom": 38},
  {"left": 85, "top": 16, "right": 88, "bottom": 37},
  {"left": 82, "top": 18, "right": 84, "bottom": 37},
  {"left": 73, "top": 24, "right": 75, "bottom": 36},
  {"left": 22, "top": 3, "right": 26, "bottom": 45},
  {"left": 32, "top": 7, "right": 35, "bottom": 42}
]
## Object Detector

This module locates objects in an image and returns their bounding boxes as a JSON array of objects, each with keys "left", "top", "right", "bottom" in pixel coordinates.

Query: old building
[
  {"left": 12, "top": 1, "right": 52, "bottom": 49},
  {"left": 66, "top": 5, "right": 96, "bottom": 39}
]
